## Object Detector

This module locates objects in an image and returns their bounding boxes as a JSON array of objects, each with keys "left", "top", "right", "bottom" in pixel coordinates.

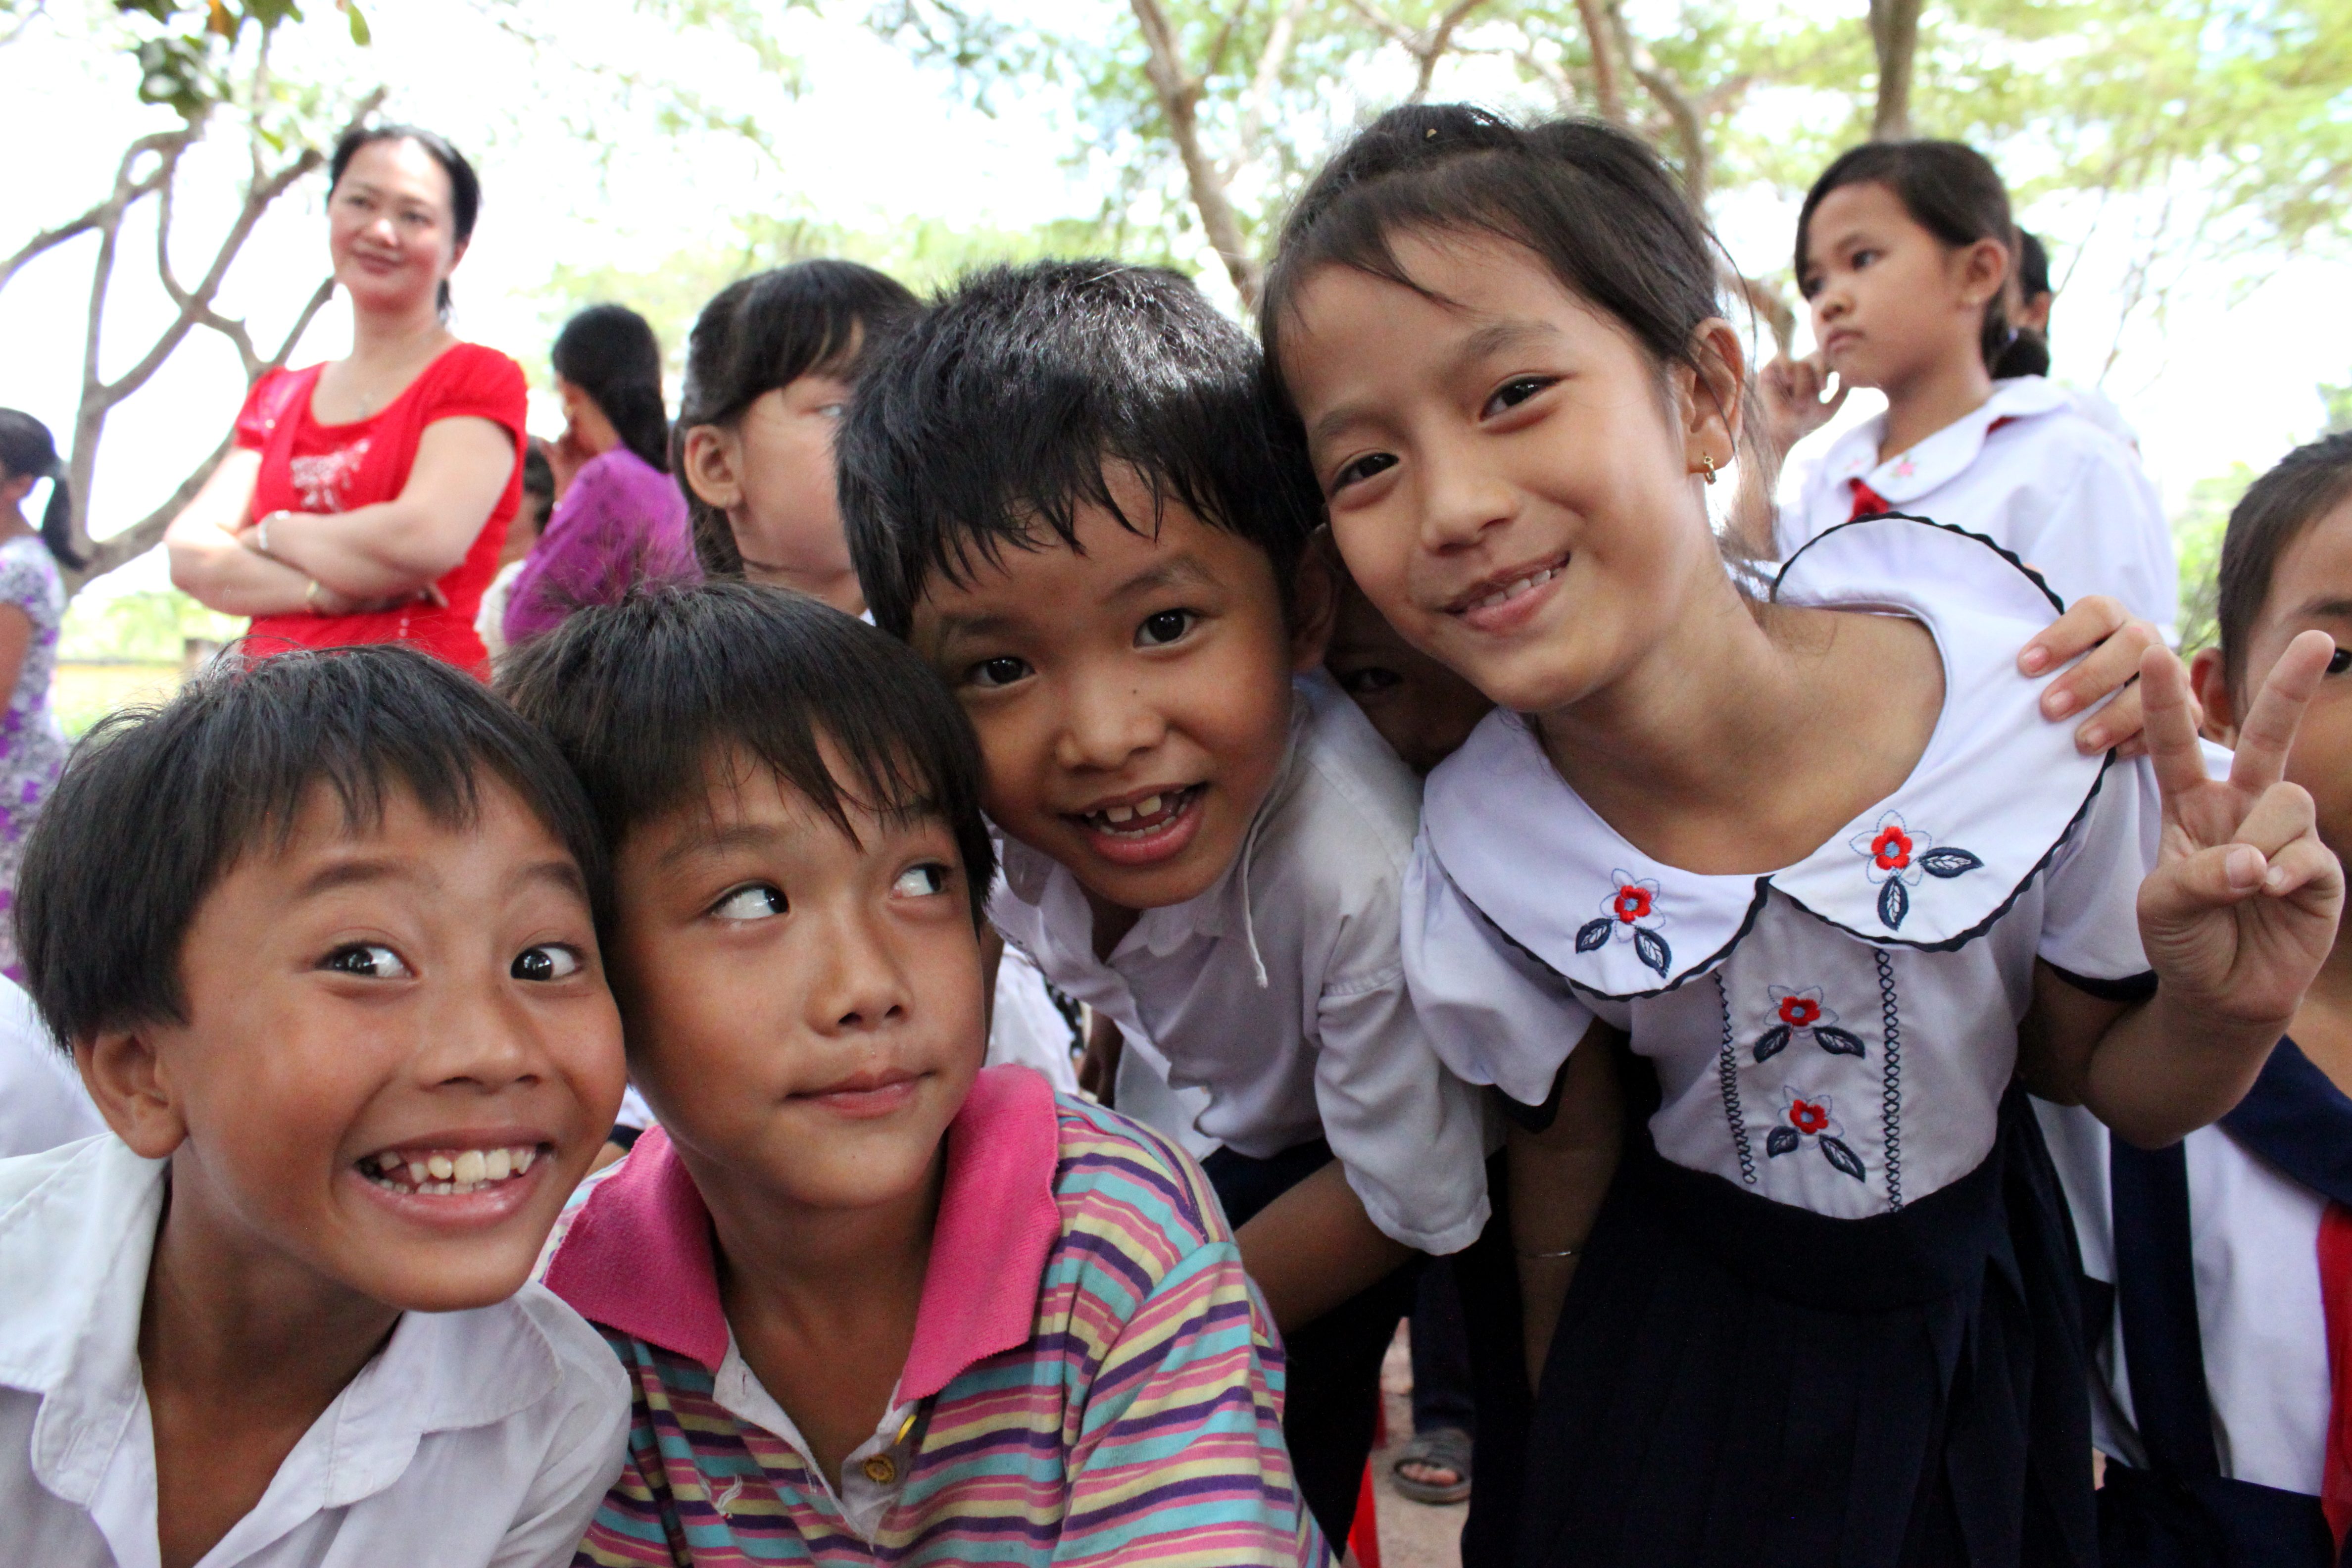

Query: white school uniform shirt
[
  {"left": 0, "top": 1134, "right": 631, "bottom": 1568},
  {"left": 989, "top": 668, "right": 1491, "bottom": 1254},
  {"left": 0, "top": 977, "right": 101, "bottom": 1158},
  {"left": 983, "top": 943, "right": 1082, "bottom": 1097},
  {"left": 1776, "top": 376, "right": 2177, "bottom": 638},
  {"left": 2038, "top": 1100, "right": 2332, "bottom": 1494},
  {"left": 1405, "top": 517, "right": 2158, "bottom": 1219}
]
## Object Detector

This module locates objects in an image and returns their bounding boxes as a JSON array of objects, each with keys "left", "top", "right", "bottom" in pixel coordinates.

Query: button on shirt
[
  {"left": 0, "top": 1134, "right": 631, "bottom": 1568},
  {"left": 1775, "top": 375, "right": 2177, "bottom": 637},
  {"left": 990, "top": 671, "right": 1491, "bottom": 1255}
]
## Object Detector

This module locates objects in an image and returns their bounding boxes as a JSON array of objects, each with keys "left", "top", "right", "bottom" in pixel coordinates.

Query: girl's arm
[
  {"left": 0, "top": 605, "right": 34, "bottom": 708},
  {"left": 1506, "top": 1021, "right": 1623, "bottom": 1391},
  {"left": 164, "top": 448, "right": 316, "bottom": 617},
  {"left": 2019, "top": 637, "right": 2343, "bottom": 1147},
  {"left": 248, "top": 416, "right": 516, "bottom": 600},
  {"left": 1235, "top": 1162, "right": 1415, "bottom": 1335}
]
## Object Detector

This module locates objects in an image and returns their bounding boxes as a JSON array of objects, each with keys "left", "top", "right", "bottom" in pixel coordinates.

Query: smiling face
[
  {"left": 1798, "top": 180, "right": 2006, "bottom": 395},
  {"left": 326, "top": 137, "right": 464, "bottom": 320},
  {"left": 908, "top": 466, "right": 1306, "bottom": 921},
  {"left": 1279, "top": 230, "right": 1738, "bottom": 719},
  {"left": 608, "top": 749, "right": 986, "bottom": 1216},
  {"left": 103, "top": 779, "right": 623, "bottom": 1314}
]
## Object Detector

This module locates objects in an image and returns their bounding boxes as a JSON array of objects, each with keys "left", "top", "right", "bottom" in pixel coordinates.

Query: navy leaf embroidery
[
  {"left": 1753, "top": 1024, "right": 1791, "bottom": 1063},
  {"left": 1918, "top": 847, "right": 1984, "bottom": 879},
  {"left": 1765, "top": 1126, "right": 1801, "bottom": 1158},
  {"left": 1877, "top": 877, "right": 1909, "bottom": 930},
  {"left": 1633, "top": 926, "right": 1672, "bottom": 978},
  {"left": 1814, "top": 1026, "right": 1868, "bottom": 1058},
  {"left": 1574, "top": 919, "right": 1613, "bottom": 953},
  {"left": 1819, "top": 1135, "right": 1867, "bottom": 1182}
]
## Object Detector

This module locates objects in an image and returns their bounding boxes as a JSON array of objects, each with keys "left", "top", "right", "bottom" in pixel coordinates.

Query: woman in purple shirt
[{"left": 503, "top": 304, "right": 695, "bottom": 645}]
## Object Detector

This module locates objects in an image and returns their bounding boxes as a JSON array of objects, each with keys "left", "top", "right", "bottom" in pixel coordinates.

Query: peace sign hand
[{"left": 2136, "top": 633, "right": 2343, "bottom": 1032}]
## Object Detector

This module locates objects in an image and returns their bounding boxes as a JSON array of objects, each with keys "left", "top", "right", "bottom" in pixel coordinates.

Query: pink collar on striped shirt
[{"left": 547, "top": 1064, "right": 1065, "bottom": 1401}]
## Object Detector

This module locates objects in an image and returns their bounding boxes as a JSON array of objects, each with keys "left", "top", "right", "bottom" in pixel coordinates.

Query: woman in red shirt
[{"left": 166, "top": 124, "right": 525, "bottom": 673}]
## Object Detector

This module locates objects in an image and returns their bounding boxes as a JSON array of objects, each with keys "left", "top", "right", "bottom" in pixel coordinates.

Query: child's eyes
[
  {"left": 1851, "top": 248, "right": 1880, "bottom": 270},
  {"left": 511, "top": 945, "right": 585, "bottom": 982},
  {"left": 1331, "top": 452, "right": 1398, "bottom": 493},
  {"left": 1137, "top": 609, "right": 1196, "bottom": 648},
  {"left": 2329, "top": 643, "right": 2350, "bottom": 676},
  {"left": 323, "top": 943, "right": 410, "bottom": 979},
  {"left": 892, "top": 862, "right": 953, "bottom": 898},
  {"left": 816, "top": 403, "right": 846, "bottom": 419},
  {"left": 1482, "top": 376, "right": 1556, "bottom": 418},
  {"left": 964, "top": 655, "right": 1031, "bottom": 690},
  {"left": 1335, "top": 665, "right": 1404, "bottom": 696},
  {"left": 712, "top": 884, "right": 788, "bottom": 921}
]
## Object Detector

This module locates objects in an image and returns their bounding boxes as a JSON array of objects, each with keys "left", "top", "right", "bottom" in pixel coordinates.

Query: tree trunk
[{"left": 1868, "top": 0, "right": 1923, "bottom": 141}]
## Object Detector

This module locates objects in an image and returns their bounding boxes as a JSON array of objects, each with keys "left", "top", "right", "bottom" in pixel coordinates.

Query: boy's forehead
[{"left": 2270, "top": 494, "right": 2352, "bottom": 622}]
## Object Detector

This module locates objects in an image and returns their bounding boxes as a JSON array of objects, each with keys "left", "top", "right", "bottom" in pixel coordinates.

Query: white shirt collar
[
  {"left": 0, "top": 1135, "right": 565, "bottom": 1516},
  {"left": 1424, "top": 516, "right": 2112, "bottom": 999},
  {"left": 1827, "top": 376, "right": 2074, "bottom": 502}
]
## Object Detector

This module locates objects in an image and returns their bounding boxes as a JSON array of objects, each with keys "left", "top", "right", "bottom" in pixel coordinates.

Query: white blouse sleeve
[
  {"left": 1402, "top": 827, "right": 1600, "bottom": 1111},
  {"left": 2037, "top": 754, "right": 2163, "bottom": 990},
  {"left": 2011, "top": 436, "right": 2178, "bottom": 638}
]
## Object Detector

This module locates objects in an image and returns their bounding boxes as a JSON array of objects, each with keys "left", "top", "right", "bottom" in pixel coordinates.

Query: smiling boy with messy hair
[{"left": 840, "top": 259, "right": 1490, "bottom": 1542}]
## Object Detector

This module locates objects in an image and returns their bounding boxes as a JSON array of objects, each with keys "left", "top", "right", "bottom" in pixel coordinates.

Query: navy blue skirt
[{"left": 1460, "top": 1084, "right": 2096, "bottom": 1568}]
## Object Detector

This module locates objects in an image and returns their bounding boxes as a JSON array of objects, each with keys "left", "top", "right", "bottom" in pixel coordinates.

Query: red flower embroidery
[
  {"left": 1788, "top": 1098, "right": 1830, "bottom": 1136},
  {"left": 1613, "top": 883, "right": 1653, "bottom": 922},
  {"left": 1778, "top": 995, "right": 1822, "bottom": 1028},
  {"left": 1869, "top": 826, "right": 1913, "bottom": 871}
]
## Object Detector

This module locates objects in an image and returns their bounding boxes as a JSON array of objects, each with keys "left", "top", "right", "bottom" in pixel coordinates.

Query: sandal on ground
[{"left": 1390, "top": 1424, "right": 1472, "bottom": 1506}]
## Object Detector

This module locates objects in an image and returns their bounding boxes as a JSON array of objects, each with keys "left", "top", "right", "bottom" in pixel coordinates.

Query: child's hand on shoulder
[
  {"left": 2018, "top": 595, "right": 2179, "bottom": 759},
  {"left": 1758, "top": 351, "right": 1846, "bottom": 454},
  {"left": 2137, "top": 633, "right": 2344, "bottom": 1031}
]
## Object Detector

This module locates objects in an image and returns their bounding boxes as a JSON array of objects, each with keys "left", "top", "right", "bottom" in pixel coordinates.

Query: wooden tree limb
[
  {"left": 1345, "top": 0, "right": 1490, "bottom": 101},
  {"left": 1868, "top": 0, "right": 1923, "bottom": 141},
  {"left": 1129, "top": 0, "right": 1263, "bottom": 306},
  {"left": 1235, "top": 0, "right": 1306, "bottom": 165},
  {"left": 0, "top": 129, "right": 188, "bottom": 297},
  {"left": 1605, "top": 3, "right": 1707, "bottom": 201},
  {"left": 1572, "top": 0, "right": 1623, "bottom": 122}
]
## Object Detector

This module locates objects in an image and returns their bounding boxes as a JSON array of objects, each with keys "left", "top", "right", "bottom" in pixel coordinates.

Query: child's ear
[
  {"left": 75, "top": 1028, "right": 189, "bottom": 1159},
  {"left": 680, "top": 424, "right": 744, "bottom": 512},
  {"left": 1289, "top": 530, "right": 1341, "bottom": 674},
  {"left": 1958, "top": 236, "right": 2011, "bottom": 310},
  {"left": 2188, "top": 644, "right": 2241, "bottom": 746},
  {"left": 1680, "top": 318, "right": 1747, "bottom": 479}
]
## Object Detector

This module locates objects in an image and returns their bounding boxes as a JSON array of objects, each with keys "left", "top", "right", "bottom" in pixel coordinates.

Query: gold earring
[{"left": 1698, "top": 453, "right": 1718, "bottom": 485}]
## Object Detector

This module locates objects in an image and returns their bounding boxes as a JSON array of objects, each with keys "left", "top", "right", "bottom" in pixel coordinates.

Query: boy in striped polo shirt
[{"left": 506, "top": 584, "right": 1323, "bottom": 1567}]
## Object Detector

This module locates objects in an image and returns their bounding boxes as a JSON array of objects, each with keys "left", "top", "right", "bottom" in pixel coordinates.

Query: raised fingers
[
  {"left": 2140, "top": 643, "right": 2213, "bottom": 803},
  {"left": 2023, "top": 594, "right": 2132, "bottom": 681},
  {"left": 2227, "top": 630, "right": 2333, "bottom": 796}
]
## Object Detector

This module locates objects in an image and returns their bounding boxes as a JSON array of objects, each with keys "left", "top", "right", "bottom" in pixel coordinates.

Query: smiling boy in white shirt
[{"left": 0, "top": 644, "right": 630, "bottom": 1568}]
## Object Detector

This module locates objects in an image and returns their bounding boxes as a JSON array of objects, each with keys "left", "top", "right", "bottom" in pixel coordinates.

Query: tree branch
[
  {"left": 1572, "top": 0, "right": 1623, "bottom": 122},
  {"left": 1128, "top": 0, "right": 1262, "bottom": 305},
  {"left": 1235, "top": 0, "right": 1306, "bottom": 170},
  {"left": 0, "top": 129, "right": 188, "bottom": 298},
  {"left": 1868, "top": 0, "right": 1923, "bottom": 141}
]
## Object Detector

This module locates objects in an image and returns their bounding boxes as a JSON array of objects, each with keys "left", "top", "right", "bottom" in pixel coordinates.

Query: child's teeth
[
  {"left": 515, "top": 1145, "right": 536, "bottom": 1173},
  {"left": 1136, "top": 794, "right": 1161, "bottom": 816},
  {"left": 1106, "top": 803, "right": 1134, "bottom": 824},
  {"left": 485, "top": 1147, "right": 512, "bottom": 1180},
  {"left": 407, "top": 1160, "right": 429, "bottom": 1184},
  {"left": 453, "top": 1149, "right": 486, "bottom": 1185},
  {"left": 427, "top": 1153, "right": 455, "bottom": 1180}
]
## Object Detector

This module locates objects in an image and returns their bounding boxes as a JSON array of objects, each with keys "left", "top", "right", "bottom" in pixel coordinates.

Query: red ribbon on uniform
[{"left": 2319, "top": 1200, "right": 2352, "bottom": 1550}]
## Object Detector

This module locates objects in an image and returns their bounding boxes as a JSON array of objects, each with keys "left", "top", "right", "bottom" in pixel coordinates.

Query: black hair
[
  {"left": 0, "top": 409, "right": 83, "bottom": 569},
  {"left": 2215, "top": 432, "right": 2352, "bottom": 697},
  {"left": 1993, "top": 228, "right": 2053, "bottom": 379},
  {"left": 842, "top": 259, "right": 1324, "bottom": 640},
  {"left": 496, "top": 582, "right": 996, "bottom": 931},
  {"left": 17, "top": 642, "right": 606, "bottom": 1050},
  {"left": 677, "top": 260, "right": 919, "bottom": 578},
  {"left": 328, "top": 123, "right": 482, "bottom": 319},
  {"left": 553, "top": 304, "right": 671, "bottom": 475},
  {"left": 520, "top": 438, "right": 555, "bottom": 531},
  {"left": 1796, "top": 141, "right": 2015, "bottom": 372},
  {"left": 1262, "top": 107, "right": 1734, "bottom": 438}
]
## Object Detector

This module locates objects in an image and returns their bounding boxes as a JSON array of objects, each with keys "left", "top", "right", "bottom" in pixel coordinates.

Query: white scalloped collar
[{"left": 1423, "top": 517, "right": 2113, "bottom": 999}]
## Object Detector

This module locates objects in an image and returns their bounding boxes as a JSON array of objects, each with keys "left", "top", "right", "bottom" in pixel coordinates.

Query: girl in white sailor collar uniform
[
  {"left": 1262, "top": 105, "right": 2343, "bottom": 1568},
  {"left": 1759, "top": 142, "right": 2176, "bottom": 638}
]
